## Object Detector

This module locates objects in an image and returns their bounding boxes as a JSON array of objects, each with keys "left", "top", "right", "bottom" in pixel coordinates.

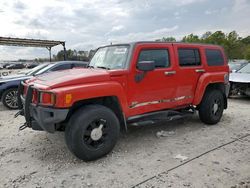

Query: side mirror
[{"left": 137, "top": 61, "right": 155, "bottom": 71}]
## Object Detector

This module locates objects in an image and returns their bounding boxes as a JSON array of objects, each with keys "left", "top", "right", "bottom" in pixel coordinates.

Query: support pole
[
  {"left": 49, "top": 47, "right": 51, "bottom": 62},
  {"left": 46, "top": 47, "right": 52, "bottom": 62},
  {"left": 62, "top": 42, "right": 67, "bottom": 60}
]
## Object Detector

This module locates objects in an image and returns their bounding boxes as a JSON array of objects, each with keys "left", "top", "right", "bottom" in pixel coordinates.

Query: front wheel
[
  {"left": 2, "top": 88, "right": 19, "bottom": 109},
  {"left": 199, "top": 89, "right": 224, "bottom": 125},
  {"left": 65, "top": 105, "right": 120, "bottom": 161}
]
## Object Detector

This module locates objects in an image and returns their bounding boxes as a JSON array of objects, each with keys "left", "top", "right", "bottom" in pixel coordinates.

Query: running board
[{"left": 127, "top": 109, "right": 194, "bottom": 126}]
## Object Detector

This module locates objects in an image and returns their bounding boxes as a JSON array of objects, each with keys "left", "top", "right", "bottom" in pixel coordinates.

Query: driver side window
[{"left": 138, "top": 49, "right": 170, "bottom": 68}]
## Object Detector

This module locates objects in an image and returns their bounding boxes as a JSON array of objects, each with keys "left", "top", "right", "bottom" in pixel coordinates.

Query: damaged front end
[
  {"left": 230, "top": 82, "right": 250, "bottom": 96},
  {"left": 15, "top": 81, "right": 69, "bottom": 132},
  {"left": 229, "top": 69, "right": 250, "bottom": 97}
]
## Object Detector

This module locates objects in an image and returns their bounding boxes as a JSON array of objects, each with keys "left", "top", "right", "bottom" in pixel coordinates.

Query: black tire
[
  {"left": 65, "top": 105, "right": 120, "bottom": 161},
  {"left": 1, "top": 88, "right": 19, "bottom": 109},
  {"left": 198, "top": 89, "right": 224, "bottom": 125}
]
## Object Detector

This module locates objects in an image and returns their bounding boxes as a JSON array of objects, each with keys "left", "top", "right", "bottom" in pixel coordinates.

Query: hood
[
  {"left": 30, "top": 68, "right": 111, "bottom": 89},
  {"left": 229, "top": 72, "right": 250, "bottom": 83},
  {"left": 0, "top": 74, "right": 32, "bottom": 83}
]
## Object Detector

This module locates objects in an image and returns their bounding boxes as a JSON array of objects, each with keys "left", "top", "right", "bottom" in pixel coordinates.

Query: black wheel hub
[
  {"left": 83, "top": 119, "right": 108, "bottom": 149},
  {"left": 211, "top": 99, "right": 222, "bottom": 116}
]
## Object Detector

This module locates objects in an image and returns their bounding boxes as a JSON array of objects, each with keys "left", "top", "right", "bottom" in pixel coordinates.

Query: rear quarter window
[{"left": 205, "top": 49, "right": 224, "bottom": 66}]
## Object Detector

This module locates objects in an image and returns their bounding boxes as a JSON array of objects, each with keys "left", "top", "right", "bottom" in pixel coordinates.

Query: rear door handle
[
  {"left": 164, "top": 71, "right": 176, "bottom": 76},
  {"left": 195, "top": 69, "right": 205, "bottom": 73}
]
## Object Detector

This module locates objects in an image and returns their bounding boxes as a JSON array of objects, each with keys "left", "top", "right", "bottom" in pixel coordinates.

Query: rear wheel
[
  {"left": 65, "top": 105, "right": 120, "bottom": 161},
  {"left": 2, "top": 88, "right": 18, "bottom": 109},
  {"left": 199, "top": 89, "right": 224, "bottom": 125}
]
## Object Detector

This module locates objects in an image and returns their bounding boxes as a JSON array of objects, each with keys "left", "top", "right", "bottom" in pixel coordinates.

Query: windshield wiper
[{"left": 97, "top": 66, "right": 110, "bottom": 70}]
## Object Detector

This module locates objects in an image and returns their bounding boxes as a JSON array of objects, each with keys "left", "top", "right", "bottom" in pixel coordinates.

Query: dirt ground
[{"left": 0, "top": 97, "right": 249, "bottom": 188}]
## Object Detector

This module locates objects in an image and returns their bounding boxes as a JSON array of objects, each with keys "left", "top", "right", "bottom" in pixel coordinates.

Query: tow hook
[
  {"left": 19, "top": 122, "right": 28, "bottom": 131},
  {"left": 14, "top": 110, "right": 24, "bottom": 118}
]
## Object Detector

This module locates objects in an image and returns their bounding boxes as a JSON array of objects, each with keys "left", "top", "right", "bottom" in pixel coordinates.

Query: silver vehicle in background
[
  {"left": 228, "top": 60, "right": 248, "bottom": 73},
  {"left": 229, "top": 63, "right": 250, "bottom": 96}
]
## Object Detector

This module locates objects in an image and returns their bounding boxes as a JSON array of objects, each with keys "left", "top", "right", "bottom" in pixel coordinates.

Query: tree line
[
  {"left": 34, "top": 30, "right": 250, "bottom": 62},
  {"left": 34, "top": 49, "right": 96, "bottom": 62},
  {"left": 156, "top": 31, "right": 250, "bottom": 60}
]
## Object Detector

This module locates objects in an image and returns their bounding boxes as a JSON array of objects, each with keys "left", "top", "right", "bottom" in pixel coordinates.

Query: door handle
[
  {"left": 195, "top": 69, "right": 205, "bottom": 73},
  {"left": 164, "top": 71, "right": 176, "bottom": 76}
]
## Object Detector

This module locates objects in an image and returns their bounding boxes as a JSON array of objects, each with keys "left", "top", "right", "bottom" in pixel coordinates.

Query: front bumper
[
  {"left": 29, "top": 104, "right": 69, "bottom": 133},
  {"left": 19, "top": 83, "right": 69, "bottom": 133}
]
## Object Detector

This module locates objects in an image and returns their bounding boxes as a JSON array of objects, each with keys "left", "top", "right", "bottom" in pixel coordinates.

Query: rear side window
[
  {"left": 51, "top": 64, "right": 72, "bottom": 71},
  {"left": 205, "top": 49, "right": 224, "bottom": 66},
  {"left": 138, "top": 49, "right": 170, "bottom": 68},
  {"left": 178, "top": 49, "right": 201, "bottom": 66},
  {"left": 73, "top": 63, "right": 87, "bottom": 68}
]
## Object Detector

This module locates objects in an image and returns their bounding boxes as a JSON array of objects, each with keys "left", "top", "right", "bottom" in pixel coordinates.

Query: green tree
[
  {"left": 182, "top": 34, "right": 200, "bottom": 43},
  {"left": 244, "top": 47, "right": 250, "bottom": 60},
  {"left": 241, "top": 36, "right": 250, "bottom": 45},
  {"left": 156, "top": 36, "right": 176, "bottom": 42}
]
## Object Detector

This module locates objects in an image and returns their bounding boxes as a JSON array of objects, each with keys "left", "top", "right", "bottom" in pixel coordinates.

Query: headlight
[{"left": 39, "top": 91, "right": 56, "bottom": 106}]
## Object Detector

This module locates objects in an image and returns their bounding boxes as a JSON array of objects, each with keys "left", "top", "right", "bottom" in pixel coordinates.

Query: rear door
[{"left": 173, "top": 44, "right": 205, "bottom": 106}]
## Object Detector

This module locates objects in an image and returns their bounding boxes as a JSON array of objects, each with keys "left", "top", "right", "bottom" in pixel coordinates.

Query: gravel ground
[{"left": 0, "top": 97, "right": 249, "bottom": 188}]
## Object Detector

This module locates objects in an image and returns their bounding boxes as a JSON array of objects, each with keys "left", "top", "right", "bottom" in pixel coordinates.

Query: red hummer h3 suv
[{"left": 18, "top": 42, "right": 230, "bottom": 161}]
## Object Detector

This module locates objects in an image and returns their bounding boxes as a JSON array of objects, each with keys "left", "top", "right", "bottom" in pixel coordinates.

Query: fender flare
[
  {"left": 55, "top": 81, "right": 129, "bottom": 114},
  {"left": 193, "top": 72, "right": 227, "bottom": 106}
]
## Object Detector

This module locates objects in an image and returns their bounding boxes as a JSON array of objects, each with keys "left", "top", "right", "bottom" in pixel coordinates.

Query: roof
[
  {"left": 99, "top": 41, "right": 222, "bottom": 49},
  {"left": 0, "top": 37, "right": 65, "bottom": 48}
]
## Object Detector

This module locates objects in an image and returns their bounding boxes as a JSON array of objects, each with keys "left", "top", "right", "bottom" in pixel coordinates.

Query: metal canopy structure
[{"left": 0, "top": 37, "right": 66, "bottom": 62}]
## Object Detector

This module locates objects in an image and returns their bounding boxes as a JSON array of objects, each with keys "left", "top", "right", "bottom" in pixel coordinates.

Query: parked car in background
[
  {"left": 6, "top": 63, "right": 25, "bottom": 69},
  {"left": 2, "top": 63, "right": 11, "bottom": 68},
  {"left": 228, "top": 60, "right": 248, "bottom": 72},
  {"left": 229, "top": 63, "right": 250, "bottom": 96},
  {"left": 26, "top": 62, "right": 39, "bottom": 69},
  {"left": 0, "top": 61, "right": 88, "bottom": 109}
]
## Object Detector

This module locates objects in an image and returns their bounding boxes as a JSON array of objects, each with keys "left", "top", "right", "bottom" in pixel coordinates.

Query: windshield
[
  {"left": 26, "top": 63, "right": 49, "bottom": 75},
  {"left": 238, "top": 63, "right": 250, "bottom": 73},
  {"left": 88, "top": 45, "right": 129, "bottom": 70},
  {"left": 229, "top": 63, "right": 243, "bottom": 71}
]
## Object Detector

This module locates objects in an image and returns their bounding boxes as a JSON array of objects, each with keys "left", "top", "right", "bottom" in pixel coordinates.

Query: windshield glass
[
  {"left": 88, "top": 45, "right": 129, "bottom": 70},
  {"left": 26, "top": 63, "right": 49, "bottom": 75},
  {"left": 229, "top": 63, "right": 242, "bottom": 70},
  {"left": 238, "top": 63, "right": 250, "bottom": 73}
]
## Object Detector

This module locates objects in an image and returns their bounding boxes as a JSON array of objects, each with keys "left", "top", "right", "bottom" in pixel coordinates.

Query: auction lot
[{"left": 0, "top": 98, "right": 249, "bottom": 187}]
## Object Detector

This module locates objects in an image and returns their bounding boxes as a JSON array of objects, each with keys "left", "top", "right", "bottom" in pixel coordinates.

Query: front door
[{"left": 127, "top": 43, "right": 178, "bottom": 116}]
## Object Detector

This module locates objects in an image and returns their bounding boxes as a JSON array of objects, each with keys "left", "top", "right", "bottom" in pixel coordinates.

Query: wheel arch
[
  {"left": 196, "top": 82, "right": 228, "bottom": 109},
  {"left": 64, "top": 96, "right": 127, "bottom": 132}
]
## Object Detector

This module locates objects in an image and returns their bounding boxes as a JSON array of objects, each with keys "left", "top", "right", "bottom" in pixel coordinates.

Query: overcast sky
[{"left": 0, "top": 0, "right": 249, "bottom": 60}]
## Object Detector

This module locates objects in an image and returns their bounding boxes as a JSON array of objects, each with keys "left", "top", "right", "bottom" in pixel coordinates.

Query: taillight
[
  {"left": 39, "top": 91, "right": 56, "bottom": 106},
  {"left": 32, "top": 89, "right": 38, "bottom": 104}
]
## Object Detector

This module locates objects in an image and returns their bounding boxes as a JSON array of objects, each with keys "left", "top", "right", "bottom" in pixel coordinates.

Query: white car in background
[{"left": 229, "top": 63, "right": 250, "bottom": 96}]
